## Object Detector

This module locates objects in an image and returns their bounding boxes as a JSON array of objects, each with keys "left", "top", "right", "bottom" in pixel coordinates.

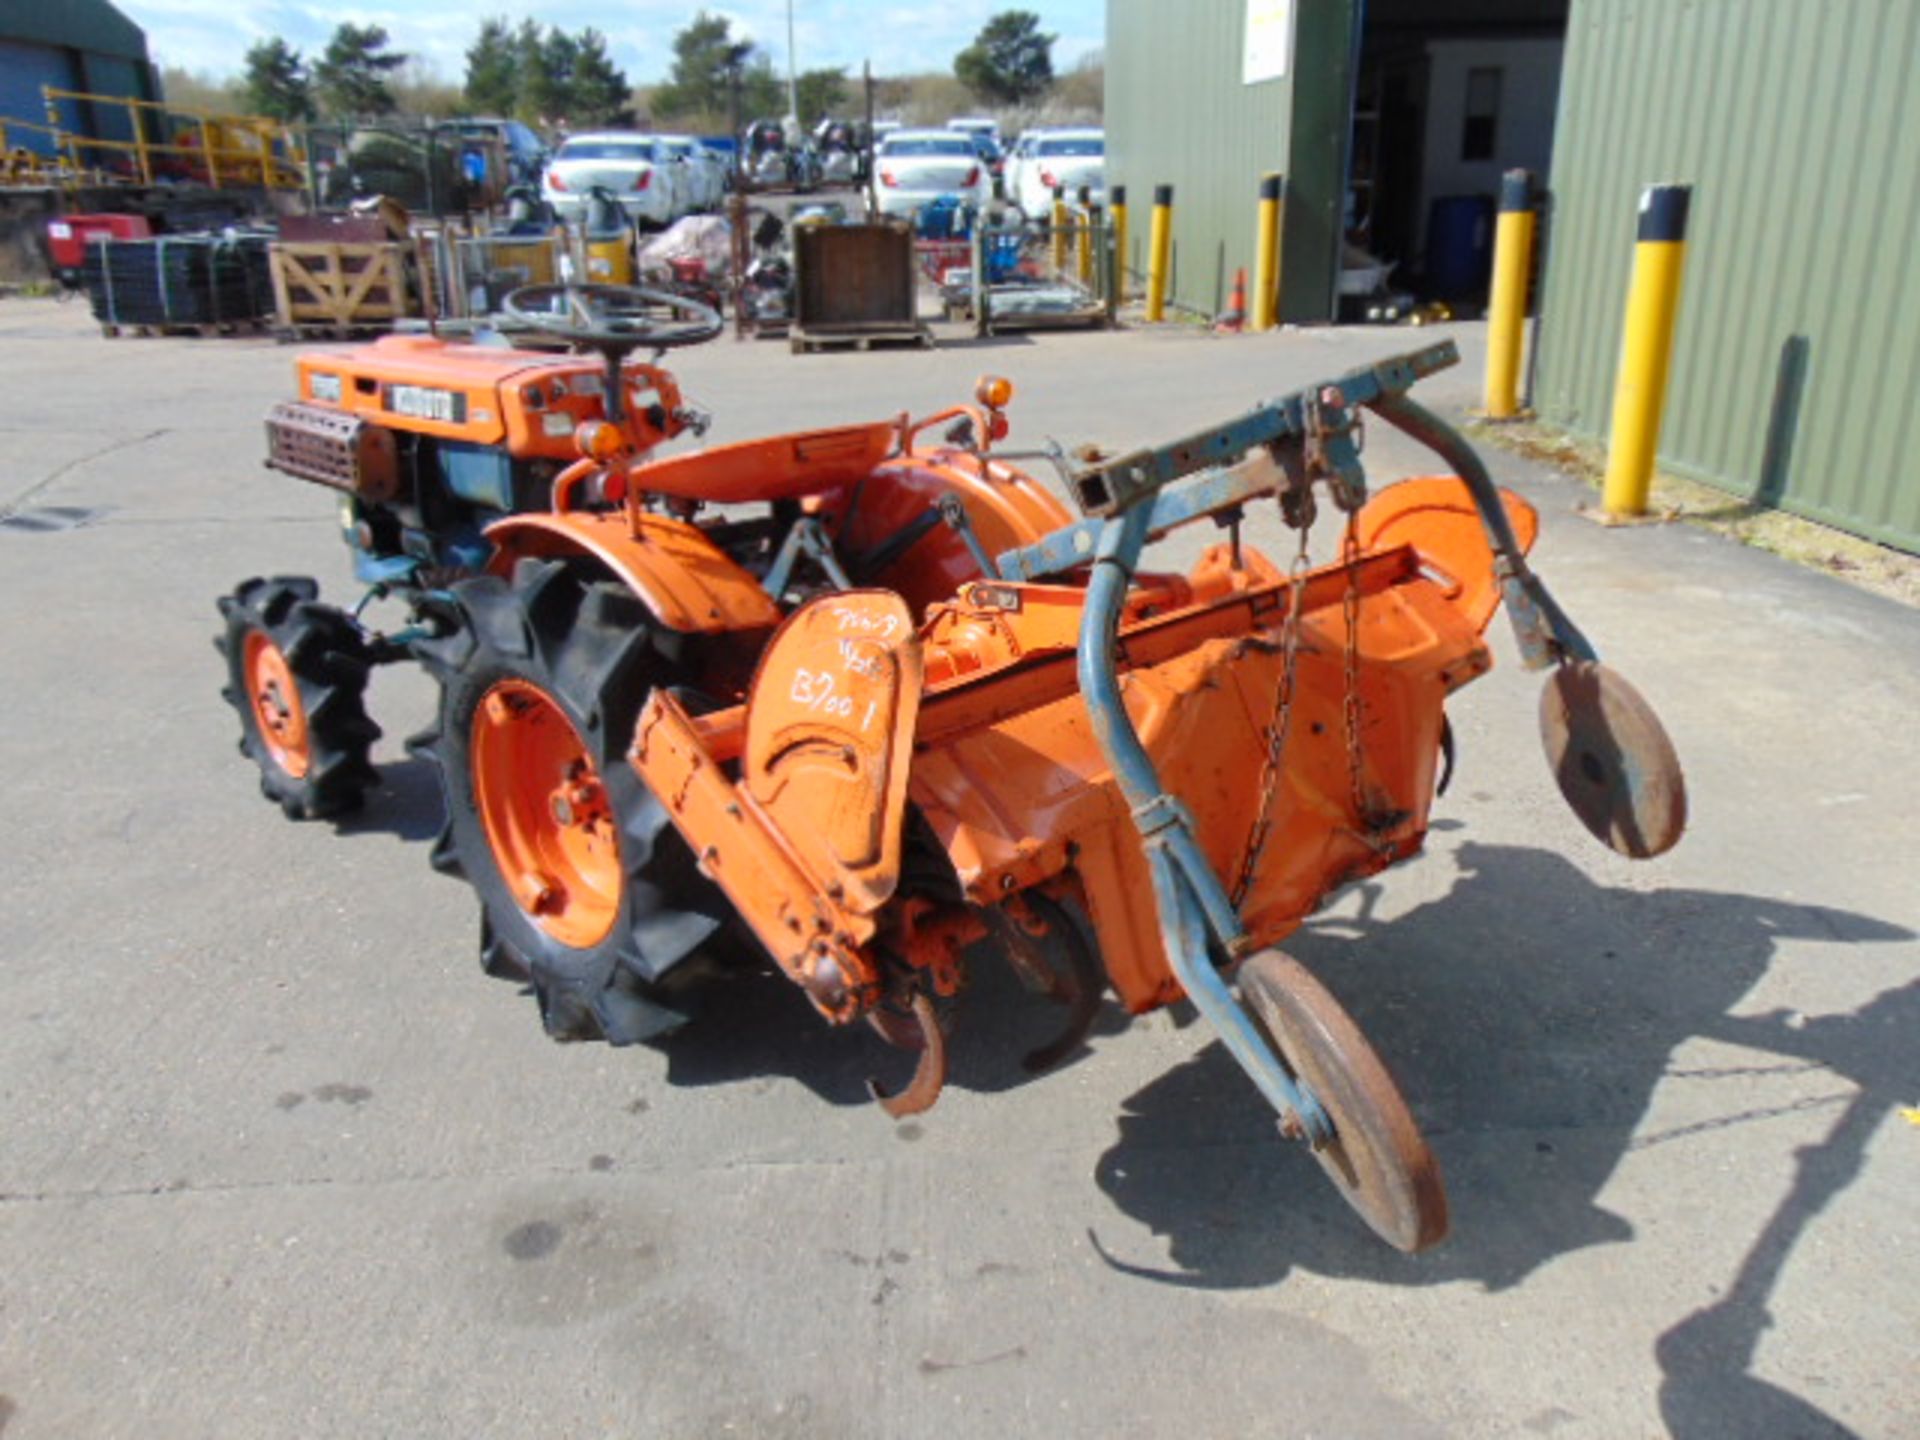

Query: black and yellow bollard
[
  {"left": 1252, "top": 172, "right": 1283, "bottom": 331},
  {"left": 1076, "top": 185, "right": 1094, "bottom": 285},
  {"left": 1603, "top": 184, "right": 1692, "bottom": 517},
  {"left": 1110, "top": 185, "right": 1129, "bottom": 300},
  {"left": 1050, "top": 185, "right": 1069, "bottom": 277},
  {"left": 1482, "top": 169, "right": 1535, "bottom": 418},
  {"left": 1145, "top": 184, "right": 1173, "bottom": 322}
]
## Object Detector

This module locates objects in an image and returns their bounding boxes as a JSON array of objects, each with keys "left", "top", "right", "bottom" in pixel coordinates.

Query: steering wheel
[
  {"left": 504, "top": 283, "right": 722, "bottom": 423},
  {"left": 504, "top": 282, "right": 723, "bottom": 349}
]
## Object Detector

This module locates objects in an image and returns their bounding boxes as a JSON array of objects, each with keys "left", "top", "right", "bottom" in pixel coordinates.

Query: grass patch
[{"left": 1467, "top": 417, "right": 1920, "bottom": 609}]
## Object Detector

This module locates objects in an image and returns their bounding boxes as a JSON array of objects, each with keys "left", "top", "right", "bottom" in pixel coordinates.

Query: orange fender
[
  {"left": 485, "top": 510, "right": 780, "bottom": 634},
  {"left": 625, "top": 421, "right": 899, "bottom": 503}
]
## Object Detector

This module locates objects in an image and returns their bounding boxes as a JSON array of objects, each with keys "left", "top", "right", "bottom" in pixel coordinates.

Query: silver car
[
  {"left": 655, "top": 135, "right": 725, "bottom": 212},
  {"left": 1007, "top": 129, "right": 1106, "bottom": 218},
  {"left": 542, "top": 132, "right": 680, "bottom": 229},
  {"left": 872, "top": 130, "right": 987, "bottom": 219}
]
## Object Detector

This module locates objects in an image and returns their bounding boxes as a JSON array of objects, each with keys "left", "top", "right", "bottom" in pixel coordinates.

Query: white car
[
  {"left": 542, "top": 132, "right": 682, "bottom": 229},
  {"left": 1006, "top": 128, "right": 1106, "bottom": 218},
  {"left": 655, "top": 135, "right": 725, "bottom": 212},
  {"left": 871, "top": 130, "right": 988, "bottom": 220}
]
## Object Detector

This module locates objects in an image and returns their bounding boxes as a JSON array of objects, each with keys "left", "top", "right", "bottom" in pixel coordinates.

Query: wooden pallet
[
  {"left": 270, "top": 324, "right": 391, "bottom": 343},
  {"left": 269, "top": 241, "right": 409, "bottom": 331},
  {"left": 99, "top": 319, "right": 270, "bottom": 339},
  {"left": 788, "top": 322, "right": 933, "bottom": 354}
]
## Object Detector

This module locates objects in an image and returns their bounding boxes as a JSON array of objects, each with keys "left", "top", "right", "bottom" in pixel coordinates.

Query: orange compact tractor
[{"left": 219, "top": 285, "right": 1685, "bottom": 1251}]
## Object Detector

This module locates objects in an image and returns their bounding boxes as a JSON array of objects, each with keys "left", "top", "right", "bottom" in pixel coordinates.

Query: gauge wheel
[
  {"left": 410, "top": 558, "right": 730, "bottom": 1045},
  {"left": 1238, "top": 949, "right": 1449, "bottom": 1252},
  {"left": 216, "top": 577, "right": 380, "bottom": 819}
]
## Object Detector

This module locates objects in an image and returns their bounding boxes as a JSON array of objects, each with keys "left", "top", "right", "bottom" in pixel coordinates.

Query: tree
[
  {"left": 1053, "top": 49, "right": 1104, "bottom": 117},
  {"left": 567, "top": 29, "right": 630, "bottom": 126},
  {"left": 954, "top": 10, "right": 1055, "bottom": 106},
  {"left": 241, "top": 39, "right": 313, "bottom": 122},
  {"left": 652, "top": 12, "right": 780, "bottom": 124},
  {"left": 795, "top": 67, "right": 847, "bottom": 128},
  {"left": 464, "top": 17, "right": 519, "bottom": 115},
  {"left": 515, "top": 21, "right": 576, "bottom": 124},
  {"left": 313, "top": 23, "right": 408, "bottom": 117}
]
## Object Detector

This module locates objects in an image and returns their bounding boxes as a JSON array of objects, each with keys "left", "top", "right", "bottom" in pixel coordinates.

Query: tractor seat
[{"left": 627, "top": 421, "right": 897, "bottom": 504}]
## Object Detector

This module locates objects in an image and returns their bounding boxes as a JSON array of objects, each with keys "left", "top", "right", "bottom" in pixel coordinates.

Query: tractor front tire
[
  {"left": 216, "top": 577, "right": 380, "bottom": 819},
  {"left": 410, "top": 559, "right": 729, "bottom": 1046}
]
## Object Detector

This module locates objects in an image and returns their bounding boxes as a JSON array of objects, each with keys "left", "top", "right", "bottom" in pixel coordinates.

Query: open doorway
[{"left": 1343, "top": 0, "right": 1568, "bottom": 318}]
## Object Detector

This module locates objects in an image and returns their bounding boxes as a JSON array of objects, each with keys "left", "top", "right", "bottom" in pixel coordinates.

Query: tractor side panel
[
  {"left": 744, "top": 592, "right": 925, "bottom": 914},
  {"left": 485, "top": 511, "right": 782, "bottom": 634}
]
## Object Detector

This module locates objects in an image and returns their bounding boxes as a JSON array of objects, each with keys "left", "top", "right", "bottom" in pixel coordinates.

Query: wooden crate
[{"left": 269, "top": 241, "right": 409, "bottom": 331}]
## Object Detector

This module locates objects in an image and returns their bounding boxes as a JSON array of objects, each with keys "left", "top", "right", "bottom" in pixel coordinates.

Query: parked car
[
  {"left": 655, "top": 134, "right": 725, "bottom": 212},
  {"left": 441, "top": 116, "right": 548, "bottom": 186},
  {"left": 542, "top": 132, "right": 681, "bottom": 228},
  {"left": 964, "top": 132, "right": 1006, "bottom": 192},
  {"left": 946, "top": 116, "right": 1003, "bottom": 149},
  {"left": 871, "top": 129, "right": 988, "bottom": 219},
  {"left": 1006, "top": 128, "right": 1106, "bottom": 217}
]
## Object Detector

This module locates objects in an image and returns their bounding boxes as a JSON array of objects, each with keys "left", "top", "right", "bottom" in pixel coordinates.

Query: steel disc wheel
[
  {"left": 1238, "top": 949, "right": 1448, "bottom": 1252},
  {"left": 1539, "top": 660, "right": 1687, "bottom": 859},
  {"left": 244, "top": 630, "right": 311, "bottom": 778},
  {"left": 470, "top": 679, "right": 620, "bottom": 950}
]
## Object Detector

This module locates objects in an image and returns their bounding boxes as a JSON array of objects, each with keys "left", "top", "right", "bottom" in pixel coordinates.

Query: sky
[{"left": 115, "top": 1, "right": 1107, "bottom": 84}]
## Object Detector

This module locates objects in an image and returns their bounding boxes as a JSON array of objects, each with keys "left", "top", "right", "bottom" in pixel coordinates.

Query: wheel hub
[
  {"left": 242, "top": 631, "right": 310, "bottom": 778},
  {"left": 471, "top": 679, "right": 621, "bottom": 949}
]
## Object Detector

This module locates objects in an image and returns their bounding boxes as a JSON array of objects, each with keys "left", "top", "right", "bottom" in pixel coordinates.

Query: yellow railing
[
  {"left": 1, "top": 117, "right": 65, "bottom": 183},
  {"left": 39, "top": 86, "right": 307, "bottom": 190}
]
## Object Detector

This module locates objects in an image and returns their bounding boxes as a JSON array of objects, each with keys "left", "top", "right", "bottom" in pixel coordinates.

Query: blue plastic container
[{"left": 1425, "top": 194, "right": 1494, "bottom": 298}]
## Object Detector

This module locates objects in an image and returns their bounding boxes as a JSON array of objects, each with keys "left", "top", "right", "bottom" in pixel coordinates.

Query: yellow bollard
[
  {"left": 1109, "top": 185, "right": 1129, "bottom": 300},
  {"left": 1050, "top": 186, "right": 1068, "bottom": 277},
  {"left": 1252, "top": 172, "right": 1283, "bottom": 331},
  {"left": 1603, "top": 184, "right": 1692, "bottom": 517},
  {"left": 1482, "top": 168, "right": 1536, "bottom": 418},
  {"left": 1145, "top": 184, "right": 1173, "bottom": 322},
  {"left": 1076, "top": 185, "right": 1093, "bottom": 285}
]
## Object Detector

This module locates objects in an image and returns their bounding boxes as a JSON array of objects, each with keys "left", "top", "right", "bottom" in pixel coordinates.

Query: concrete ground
[{"left": 1, "top": 296, "right": 1915, "bottom": 1440}]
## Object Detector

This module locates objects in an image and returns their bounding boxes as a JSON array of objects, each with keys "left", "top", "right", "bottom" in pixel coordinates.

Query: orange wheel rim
[
  {"left": 244, "top": 630, "right": 311, "bottom": 778},
  {"left": 470, "top": 679, "right": 620, "bottom": 949}
]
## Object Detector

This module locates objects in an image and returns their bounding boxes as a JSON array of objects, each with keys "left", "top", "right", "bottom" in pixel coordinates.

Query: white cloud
[{"left": 120, "top": 0, "right": 1104, "bottom": 83}]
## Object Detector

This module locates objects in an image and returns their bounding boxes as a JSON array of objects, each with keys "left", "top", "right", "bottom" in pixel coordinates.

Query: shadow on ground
[
  {"left": 654, "top": 928, "right": 1135, "bottom": 1107},
  {"left": 1087, "top": 840, "right": 1911, "bottom": 1440}
]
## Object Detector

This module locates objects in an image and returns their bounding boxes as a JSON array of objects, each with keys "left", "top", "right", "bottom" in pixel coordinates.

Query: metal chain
[
  {"left": 1339, "top": 509, "right": 1378, "bottom": 836},
  {"left": 1231, "top": 516, "right": 1313, "bottom": 907}
]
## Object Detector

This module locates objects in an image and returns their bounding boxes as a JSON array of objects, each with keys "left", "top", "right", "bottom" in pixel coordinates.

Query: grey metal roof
[{"left": 0, "top": 0, "right": 149, "bottom": 62}]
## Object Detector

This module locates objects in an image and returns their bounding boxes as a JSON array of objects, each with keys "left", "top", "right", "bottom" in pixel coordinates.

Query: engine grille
[{"left": 265, "top": 402, "right": 398, "bottom": 503}]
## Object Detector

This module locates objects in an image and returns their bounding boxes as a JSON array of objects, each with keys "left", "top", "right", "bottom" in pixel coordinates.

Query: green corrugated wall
[
  {"left": 1105, "top": 0, "right": 1355, "bottom": 322},
  {"left": 1536, "top": 0, "right": 1920, "bottom": 553}
]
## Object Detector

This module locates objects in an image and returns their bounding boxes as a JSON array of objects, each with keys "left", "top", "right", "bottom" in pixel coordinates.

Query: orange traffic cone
[{"left": 1216, "top": 267, "right": 1247, "bottom": 332}]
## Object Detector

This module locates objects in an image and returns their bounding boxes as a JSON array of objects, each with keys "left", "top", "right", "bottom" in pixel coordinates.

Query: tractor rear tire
[
  {"left": 409, "top": 558, "right": 730, "bottom": 1045},
  {"left": 216, "top": 576, "right": 380, "bottom": 820}
]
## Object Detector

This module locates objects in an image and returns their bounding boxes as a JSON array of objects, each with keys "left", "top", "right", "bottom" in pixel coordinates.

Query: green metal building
[
  {"left": 1104, "top": 0, "right": 1357, "bottom": 323},
  {"left": 1533, "top": 0, "right": 1920, "bottom": 553},
  {"left": 1105, "top": 0, "right": 1917, "bottom": 550},
  {"left": 1105, "top": 0, "right": 1569, "bottom": 322}
]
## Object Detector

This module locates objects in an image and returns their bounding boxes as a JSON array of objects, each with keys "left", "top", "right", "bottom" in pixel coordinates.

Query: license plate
[{"left": 385, "top": 384, "right": 465, "bottom": 423}]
